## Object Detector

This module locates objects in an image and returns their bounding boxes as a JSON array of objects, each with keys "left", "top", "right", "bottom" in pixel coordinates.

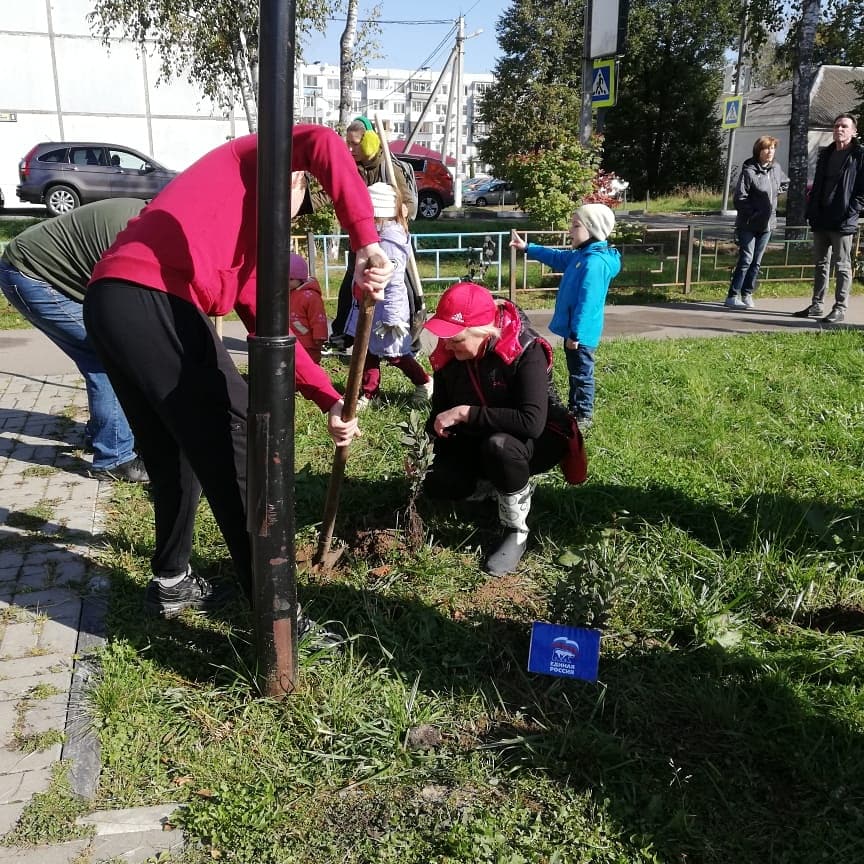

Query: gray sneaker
[
  {"left": 822, "top": 307, "right": 845, "bottom": 324},
  {"left": 742, "top": 294, "right": 755, "bottom": 308},
  {"left": 724, "top": 295, "right": 745, "bottom": 309},
  {"left": 793, "top": 303, "right": 824, "bottom": 318}
]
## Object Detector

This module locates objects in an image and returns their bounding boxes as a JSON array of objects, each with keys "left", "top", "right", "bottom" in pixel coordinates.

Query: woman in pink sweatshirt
[{"left": 84, "top": 125, "right": 391, "bottom": 618}]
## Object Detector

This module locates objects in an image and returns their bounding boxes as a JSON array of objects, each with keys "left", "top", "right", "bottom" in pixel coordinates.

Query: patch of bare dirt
[{"left": 458, "top": 574, "right": 545, "bottom": 621}]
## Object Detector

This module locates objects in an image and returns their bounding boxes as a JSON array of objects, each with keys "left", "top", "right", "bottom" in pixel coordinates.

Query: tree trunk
[
  {"left": 339, "top": 0, "right": 359, "bottom": 130},
  {"left": 786, "top": 0, "right": 820, "bottom": 231},
  {"left": 230, "top": 31, "right": 258, "bottom": 133}
]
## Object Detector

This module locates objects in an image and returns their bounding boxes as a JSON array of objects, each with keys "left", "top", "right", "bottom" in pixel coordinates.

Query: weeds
[{"left": 66, "top": 330, "right": 864, "bottom": 863}]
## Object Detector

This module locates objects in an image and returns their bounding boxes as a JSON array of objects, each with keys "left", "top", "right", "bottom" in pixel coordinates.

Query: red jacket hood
[{"left": 430, "top": 298, "right": 553, "bottom": 372}]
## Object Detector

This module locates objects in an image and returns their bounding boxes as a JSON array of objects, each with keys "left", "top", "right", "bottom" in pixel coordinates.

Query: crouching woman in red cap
[{"left": 422, "top": 282, "right": 573, "bottom": 576}]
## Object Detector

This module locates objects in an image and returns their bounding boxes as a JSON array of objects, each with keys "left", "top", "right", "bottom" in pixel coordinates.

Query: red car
[{"left": 395, "top": 153, "right": 455, "bottom": 220}]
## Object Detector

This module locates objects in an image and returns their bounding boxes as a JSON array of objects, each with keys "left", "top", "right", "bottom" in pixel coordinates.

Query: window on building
[
  {"left": 393, "top": 121, "right": 406, "bottom": 134},
  {"left": 411, "top": 101, "right": 425, "bottom": 113},
  {"left": 474, "top": 81, "right": 491, "bottom": 95},
  {"left": 352, "top": 99, "right": 362, "bottom": 112},
  {"left": 392, "top": 102, "right": 405, "bottom": 114},
  {"left": 369, "top": 99, "right": 386, "bottom": 111},
  {"left": 326, "top": 78, "right": 339, "bottom": 90},
  {"left": 303, "top": 75, "right": 319, "bottom": 88},
  {"left": 409, "top": 79, "right": 432, "bottom": 93},
  {"left": 367, "top": 77, "right": 386, "bottom": 90}
]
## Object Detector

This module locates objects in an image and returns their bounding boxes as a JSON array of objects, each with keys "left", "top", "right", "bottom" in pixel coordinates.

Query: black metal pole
[{"left": 248, "top": 0, "right": 298, "bottom": 696}]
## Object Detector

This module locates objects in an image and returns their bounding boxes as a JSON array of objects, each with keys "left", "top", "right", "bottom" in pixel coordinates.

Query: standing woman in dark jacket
[
  {"left": 725, "top": 136, "right": 789, "bottom": 309},
  {"left": 422, "top": 282, "right": 572, "bottom": 577}
]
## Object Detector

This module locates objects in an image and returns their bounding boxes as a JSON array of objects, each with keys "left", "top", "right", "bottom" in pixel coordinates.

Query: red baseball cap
[{"left": 424, "top": 282, "right": 498, "bottom": 338}]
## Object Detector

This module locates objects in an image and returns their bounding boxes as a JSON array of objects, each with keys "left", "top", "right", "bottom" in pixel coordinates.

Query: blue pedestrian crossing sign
[
  {"left": 591, "top": 59, "right": 616, "bottom": 108},
  {"left": 721, "top": 95, "right": 743, "bottom": 129}
]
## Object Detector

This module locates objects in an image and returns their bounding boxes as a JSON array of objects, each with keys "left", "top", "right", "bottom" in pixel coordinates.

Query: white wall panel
[
  {"left": 2, "top": 4, "right": 49, "bottom": 31},
  {"left": 54, "top": 38, "right": 146, "bottom": 114},
  {"left": 49, "top": 0, "right": 97, "bottom": 36},
  {"left": 0, "top": 36, "right": 58, "bottom": 110}
]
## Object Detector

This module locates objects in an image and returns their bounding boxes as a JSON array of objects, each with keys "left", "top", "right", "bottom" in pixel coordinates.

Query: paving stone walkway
[{"left": 0, "top": 371, "right": 183, "bottom": 862}]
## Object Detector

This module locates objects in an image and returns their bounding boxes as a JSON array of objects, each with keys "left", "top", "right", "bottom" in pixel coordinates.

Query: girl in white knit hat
[
  {"left": 510, "top": 203, "right": 621, "bottom": 430},
  {"left": 345, "top": 182, "right": 433, "bottom": 409}
]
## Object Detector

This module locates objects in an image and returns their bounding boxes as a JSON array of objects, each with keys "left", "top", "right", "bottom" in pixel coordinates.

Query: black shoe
[
  {"left": 793, "top": 303, "right": 824, "bottom": 318},
  {"left": 322, "top": 334, "right": 354, "bottom": 353},
  {"left": 484, "top": 530, "right": 528, "bottom": 577},
  {"left": 145, "top": 572, "right": 236, "bottom": 618},
  {"left": 297, "top": 606, "right": 345, "bottom": 651},
  {"left": 90, "top": 457, "right": 149, "bottom": 483},
  {"left": 822, "top": 307, "right": 845, "bottom": 324}
]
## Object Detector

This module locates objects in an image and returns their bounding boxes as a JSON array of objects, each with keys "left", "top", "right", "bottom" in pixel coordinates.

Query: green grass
[
  {"left": 0, "top": 217, "right": 45, "bottom": 328},
  {"left": 633, "top": 186, "right": 724, "bottom": 214},
  {"left": 65, "top": 330, "right": 864, "bottom": 863},
  {"left": 0, "top": 207, "right": 820, "bottom": 331}
]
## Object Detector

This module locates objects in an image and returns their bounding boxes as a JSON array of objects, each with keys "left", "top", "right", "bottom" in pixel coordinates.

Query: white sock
[{"left": 155, "top": 566, "right": 191, "bottom": 587}]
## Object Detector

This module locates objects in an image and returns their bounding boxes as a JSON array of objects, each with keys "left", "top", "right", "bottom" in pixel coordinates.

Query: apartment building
[
  {"left": 0, "top": 2, "right": 495, "bottom": 204},
  {"left": 296, "top": 63, "right": 494, "bottom": 175}
]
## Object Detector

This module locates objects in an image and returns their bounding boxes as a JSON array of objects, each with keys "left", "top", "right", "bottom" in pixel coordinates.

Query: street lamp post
[{"left": 249, "top": 0, "right": 299, "bottom": 697}]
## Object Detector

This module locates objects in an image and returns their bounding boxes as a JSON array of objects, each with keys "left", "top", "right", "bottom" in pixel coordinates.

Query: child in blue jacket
[{"left": 511, "top": 204, "right": 621, "bottom": 429}]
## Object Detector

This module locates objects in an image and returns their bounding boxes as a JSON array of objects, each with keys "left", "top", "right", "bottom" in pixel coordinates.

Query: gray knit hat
[{"left": 574, "top": 203, "right": 615, "bottom": 240}]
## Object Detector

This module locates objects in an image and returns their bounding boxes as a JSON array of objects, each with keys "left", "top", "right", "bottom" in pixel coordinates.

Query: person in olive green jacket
[{"left": 0, "top": 198, "right": 148, "bottom": 481}]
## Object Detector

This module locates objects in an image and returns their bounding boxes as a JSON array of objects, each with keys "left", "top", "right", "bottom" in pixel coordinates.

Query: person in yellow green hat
[{"left": 326, "top": 118, "right": 416, "bottom": 353}]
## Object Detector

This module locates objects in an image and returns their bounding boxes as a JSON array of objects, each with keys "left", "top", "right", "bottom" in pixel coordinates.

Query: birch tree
[{"left": 88, "top": 0, "right": 337, "bottom": 132}]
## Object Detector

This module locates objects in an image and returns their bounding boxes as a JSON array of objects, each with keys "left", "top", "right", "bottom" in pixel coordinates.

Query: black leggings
[
  {"left": 423, "top": 428, "right": 568, "bottom": 499},
  {"left": 83, "top": 280, "right": 251, "bottom": 592}
]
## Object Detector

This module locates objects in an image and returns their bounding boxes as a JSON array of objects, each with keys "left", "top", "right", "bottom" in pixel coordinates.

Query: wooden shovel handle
[{"left": 313, "top": 292, "right": 375, "bottom": 565}]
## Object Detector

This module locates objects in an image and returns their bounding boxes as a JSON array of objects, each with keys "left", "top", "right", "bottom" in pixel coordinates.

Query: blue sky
[{"left": 301, "top": 2, "right": 505, "bottom": 74}]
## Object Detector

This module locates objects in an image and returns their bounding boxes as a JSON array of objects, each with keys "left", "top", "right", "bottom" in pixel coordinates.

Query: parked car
[
  {"left": 0, "top": 187, "right": 4, "bottom": 210},
  {"left": 463, "top": 178, "right": 518, "bottom": 207},
  {"left": 461, "top": 175, "right": 491, "bottom": 194},
  {"left": 17, "top": 142, "right": 177, "bottom": 217},
  {"left": 394, "top": 153, "right": 455, "bottom": 220}
]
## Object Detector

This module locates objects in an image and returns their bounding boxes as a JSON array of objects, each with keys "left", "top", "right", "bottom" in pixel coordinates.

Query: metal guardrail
[{"left": 295, "top": 223, "right": 863, "bottom": 302}]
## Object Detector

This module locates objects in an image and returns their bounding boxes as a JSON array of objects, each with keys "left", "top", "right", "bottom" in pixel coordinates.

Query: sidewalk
[
  {"left": 0, "top": 374, "right": 183, "bottom": 860},
  {"left": 2, "top": 295, "right": 861, "bottom": 377},
  {"left": 0, "top": 293, "right": 858, "bottom": 858}
]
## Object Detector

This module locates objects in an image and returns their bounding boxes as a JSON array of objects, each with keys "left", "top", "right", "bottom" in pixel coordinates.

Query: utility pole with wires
[{"left": 438, "top": 15, "right": 483, "bottom": 207}]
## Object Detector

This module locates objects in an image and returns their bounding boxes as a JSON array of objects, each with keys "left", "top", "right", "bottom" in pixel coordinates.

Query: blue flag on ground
[{"left": 528, "top": 622, "right": 601, "bottom": 682}]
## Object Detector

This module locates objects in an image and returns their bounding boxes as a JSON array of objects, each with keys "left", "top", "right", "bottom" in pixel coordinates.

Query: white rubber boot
[{"left": 484, "top": 483, "right": 532, "bottom": 576}]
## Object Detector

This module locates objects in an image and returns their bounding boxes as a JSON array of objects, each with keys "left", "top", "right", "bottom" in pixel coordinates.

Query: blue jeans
[
  {"left": 728, "top": 229, "right": 771, "bottom": 297},
  {"left": 0, "top": 260, "right": 136, "bottom": 469},
  {"left": 564, "top": 344, "right": 596, "bottom": 419}
]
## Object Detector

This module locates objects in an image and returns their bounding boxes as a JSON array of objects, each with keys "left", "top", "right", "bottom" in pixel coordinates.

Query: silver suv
[{"left": 17, "top": 142, "right": 176, "bottom": 217}]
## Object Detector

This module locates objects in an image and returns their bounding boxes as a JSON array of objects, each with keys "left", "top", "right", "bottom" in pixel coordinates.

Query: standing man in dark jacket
[{"left": 794, "top": 113, "right": 864, "bottom": 324}]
